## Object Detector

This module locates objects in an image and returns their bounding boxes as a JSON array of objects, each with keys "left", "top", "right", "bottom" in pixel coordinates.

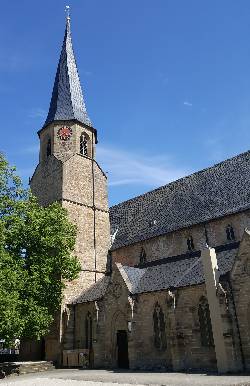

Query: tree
[{"left": 0, "top": 153, "right": 81, "bottom": 345}]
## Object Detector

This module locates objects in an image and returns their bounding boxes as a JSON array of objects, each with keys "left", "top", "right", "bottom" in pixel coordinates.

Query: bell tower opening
[{"left": 80, "top": 133, "right": 89, "bottom": 157}]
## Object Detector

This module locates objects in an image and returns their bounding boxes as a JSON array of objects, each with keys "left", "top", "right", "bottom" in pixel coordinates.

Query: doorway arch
[{"left": 111, "top": 310, "right": 129, "bottom": 368}]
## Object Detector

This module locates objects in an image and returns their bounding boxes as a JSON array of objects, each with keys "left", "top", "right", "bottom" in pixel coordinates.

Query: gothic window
[
  {"left": 140, "top": 247, "right": 147, "bottom": 264},
  {"left": 187, "top": 236, "right": 195, "bottom": 251},
  {"left": 46, "top": 138, "right": 51, "bottom": 157},
  {"left": 198, "top": 297, "right": 214, "bottom": 347},
  {"left": 153, "top": 302, "right": 167, "bottom": 350},
  {"left": 85, "top": 312, "right": 93, "bottom": 349},
  {"left": 226, "top": 225, "right": 235, "bottom": 241},
  {"left": 80, "top": 133, "right": 88, "bottom": 156}
]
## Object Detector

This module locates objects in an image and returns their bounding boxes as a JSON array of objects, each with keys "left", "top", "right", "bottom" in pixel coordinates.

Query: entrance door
[{"left": 117, "top": 330, "right": 129, "bottom": 369}]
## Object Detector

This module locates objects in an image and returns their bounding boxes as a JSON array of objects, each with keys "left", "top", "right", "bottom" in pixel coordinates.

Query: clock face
[{"left": 57, "top": 126, "right": 72, "bottom": 141}]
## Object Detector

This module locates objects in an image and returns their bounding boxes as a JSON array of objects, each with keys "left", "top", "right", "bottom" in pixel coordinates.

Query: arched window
[
  {"left": 226, "top": 225, "right": 235, "bottom": 241},
  {"left": 139, "top": 247, "right": 147, "bottom": 265},
  {"left": 153, "top": 302, "right": 167, "bottom": 350},
  {"left": 80, "top": 134, "right": 88, "bottom": 156},
  {"left": 85, "top": 312, "right": 93, "bottom": 349},
  {"left": 46, "top": 138, "right": 51, "bottom": 157},
  {"left": 187, "top": 236, "right": 195, "bottom": 251},
  {"left": 198, "top": 297, "right": 214, "bottom": 347}
]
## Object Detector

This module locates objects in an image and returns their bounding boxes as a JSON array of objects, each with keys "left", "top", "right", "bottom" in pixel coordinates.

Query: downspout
[
  {"left": 227, "top": 276, "right": 246, "bottom": 371},
  {"left": 91, "top": 131, "right": 97, "bottom": 282},
  {"left": 73, "top": 304, "right": 76, "bottom": 350}
]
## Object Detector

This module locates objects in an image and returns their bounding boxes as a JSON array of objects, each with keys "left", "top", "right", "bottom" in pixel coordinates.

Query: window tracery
[
  {"left": 80, "top": 133, "right": 88, "bottom": 156},
  {"left": 153, "top": 302, "right": 167, "bottom": 350},
  {"left": 85, "top": 312, "right": 93, "bottom": 349},
  {"left": 187, "top": 235, "right": 195, "bottom": 251},
  {"left": 226, "top": 224, "right": 235, "bottom": 241},
  {"left": 198, "top": 296, "right": 214, "bottom": 347}
]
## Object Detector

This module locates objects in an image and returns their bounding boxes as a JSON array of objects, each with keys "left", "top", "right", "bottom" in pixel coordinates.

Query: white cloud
[
  {"left": 18, "top": 144, "right": 190, "bottom": 189},
  {"left": 97, "top": 145, "right": 190, "bottom": 188},
  {"left": 183, "top": 101, "right": 193, "bottom": 107}
]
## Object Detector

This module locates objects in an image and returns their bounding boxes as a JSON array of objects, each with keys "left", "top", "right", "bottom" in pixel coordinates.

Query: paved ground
[{"left": 2, "top": 369, "right": 250, "bottom": 386}]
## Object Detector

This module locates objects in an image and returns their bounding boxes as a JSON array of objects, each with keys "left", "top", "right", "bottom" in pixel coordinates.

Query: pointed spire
[{"left": 44, "top": 14, "right": 92, "bottom": 128}]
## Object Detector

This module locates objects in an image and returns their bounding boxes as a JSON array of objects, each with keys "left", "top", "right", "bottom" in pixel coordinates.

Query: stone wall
[
  {"left": 231, "top": 230, "right": 250, "bottom": 371},
  {"left": 31, "top": 119, "right": 110, "bottom": 363},
  {"left": 72, "top": 269, "right": 237, "bottom": 371},
  {"left": 112, "top": 211, "right": 250, "bottom": 267},
  {"left": 39, "top": 121, "right": 96, "bottom": 163},
  {"left": 30, "top": 156, "right": 63, "bottom": 206}
]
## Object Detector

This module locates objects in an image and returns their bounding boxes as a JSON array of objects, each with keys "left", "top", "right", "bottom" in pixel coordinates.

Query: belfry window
[
  {"left": 187, "top": 236, "right": 195, "bottom": 251},
  {"left": 46, "top": 138, "right": 51, "bottom": 157},
  {"left": 80, "top": 134, "right": 88, "bottom": 156},
  {"left": 226, "top": 225, "right": 235, "bottom": 241},
  {"left": 198, "top": 297, "right": 214, "bottom": 347},
  {"left": 153, "top": 302, "right": 167, "bottom": 350},
  {"left": 139, "top": 247, "right": 147, "bottom": 265},
  {"left": 85, "top": 312, "right": 93, "bottom": 349}
]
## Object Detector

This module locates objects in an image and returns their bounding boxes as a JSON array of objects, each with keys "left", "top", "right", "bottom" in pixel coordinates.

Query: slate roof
[
  {"left": 72, "top": 275, "right": 110, "bottom": 304},
  {"left": 110, "top": 151, "right": 250, "bottom": 250},
  {"left": 44, "top": 17, "right": 92, "bottom": 128},
  {"left": 71, "top": 246, "right": 237, "bottom": 304},
  {"left": 121, "top": 248, "right": 237, "bottom": 294}
]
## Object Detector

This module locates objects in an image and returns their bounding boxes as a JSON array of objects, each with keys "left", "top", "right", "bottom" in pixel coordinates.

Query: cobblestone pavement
[{"left": 2, "top": 369, "right": 250, "bottom": 386}]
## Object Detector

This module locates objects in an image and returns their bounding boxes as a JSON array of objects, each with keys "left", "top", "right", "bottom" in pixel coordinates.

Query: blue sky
[{"left": 1, "top": 1, "right": 250, "bottom": 206}]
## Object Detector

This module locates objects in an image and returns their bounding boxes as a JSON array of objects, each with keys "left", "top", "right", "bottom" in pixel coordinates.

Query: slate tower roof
[{"left": 44, "top": 16, "right": 92, "bottom": 128}]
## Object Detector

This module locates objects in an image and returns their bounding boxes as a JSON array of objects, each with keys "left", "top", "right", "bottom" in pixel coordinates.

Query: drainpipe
[
  {"left": 227, "top": 276, "right": 246, "bottom": 371},
  {"left": 73, "top": 305, "right": 76, "bottom": 350},
  {"left": 91, "top": 131, "right": 97, "bottom": 283}
]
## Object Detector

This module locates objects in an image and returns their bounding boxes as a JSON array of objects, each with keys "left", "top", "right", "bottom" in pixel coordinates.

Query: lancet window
[
  {"left": 80, "top": 133, "right": 88, "bottom": 156},
  {"left": 153, "top": 302, "right": 167, "bottom": 350},
  {"left": 139, "top": 247, "right": 147, "bottom": 265},
  {"left": 46, "top": 138, "right": 51, "bottom": 157},
  {"left": 226, "top": 224, "right": 235, "bottom": 241},
  {"left": 85, "top": 312, "right": 93, "bottom": 349},
  {"left": 187, "top": 236, "right": 195, "bottom": 251},
  {"left": 198, "top": 296, "right": 214, "bottom": 347}
]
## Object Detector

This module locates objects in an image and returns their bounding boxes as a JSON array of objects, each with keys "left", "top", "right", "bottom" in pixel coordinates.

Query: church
[{"left": 29, "top": 15, "right": 250, "bottom": 373}]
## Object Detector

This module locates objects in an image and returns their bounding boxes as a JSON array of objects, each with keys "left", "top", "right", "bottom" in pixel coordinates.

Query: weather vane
[{"left": 65, "top": 5, "right": 70, "bottom": 20}]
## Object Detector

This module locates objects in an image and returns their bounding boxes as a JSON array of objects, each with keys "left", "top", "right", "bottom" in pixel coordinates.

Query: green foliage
[{"left": 0, "top": 153, "right": 81, "bottom": 344}]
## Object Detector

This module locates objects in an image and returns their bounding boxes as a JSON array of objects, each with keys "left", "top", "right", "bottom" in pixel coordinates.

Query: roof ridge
[{"left": 110, "top": 149, "right": 250, "bottom": 210}]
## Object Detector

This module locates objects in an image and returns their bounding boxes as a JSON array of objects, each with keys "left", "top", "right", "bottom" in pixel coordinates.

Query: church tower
[{"left": 30, "top": 15, "right": 110, "bottom": 304}]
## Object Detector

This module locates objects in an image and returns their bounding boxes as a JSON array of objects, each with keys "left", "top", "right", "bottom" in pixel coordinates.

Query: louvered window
[
  {"left": 80, "top": 134, "right": 88, "bottom": 156},
  {"left": 46, "top": 138, "right": 51, "bottom": 157}
]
